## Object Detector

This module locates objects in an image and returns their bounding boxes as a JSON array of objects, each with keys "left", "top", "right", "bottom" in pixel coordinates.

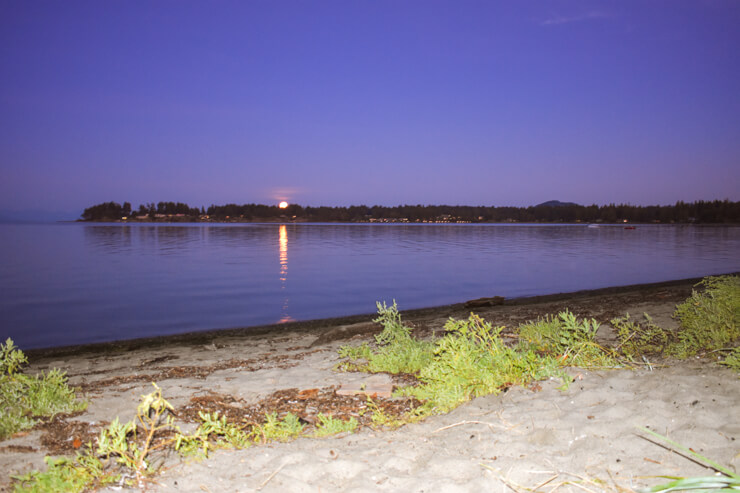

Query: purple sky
[{"left": 1, "top": 1, "right": 739, "bottom": 216}]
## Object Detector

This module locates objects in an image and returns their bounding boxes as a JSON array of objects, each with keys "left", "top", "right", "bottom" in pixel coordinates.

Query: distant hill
[{"left": 535, "top": 200, "right": 580, "bottom": 208}]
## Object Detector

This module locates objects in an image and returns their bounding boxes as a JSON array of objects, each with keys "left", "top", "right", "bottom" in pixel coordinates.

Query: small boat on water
[{"left": 624, "top": 226, "right": 636, "bottom": 230}]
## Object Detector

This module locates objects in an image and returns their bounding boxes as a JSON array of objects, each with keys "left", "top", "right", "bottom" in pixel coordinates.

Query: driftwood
[{"left": 464, "top": 296, "right": 505, "bottom": 308}]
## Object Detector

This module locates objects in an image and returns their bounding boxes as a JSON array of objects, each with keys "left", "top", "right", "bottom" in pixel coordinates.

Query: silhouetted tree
[
  {"left": 83, "top": 200, "right": 740, "bottom": 223},
  {"left": 81, "top": 202, "right": 125, "bottom": 221}
]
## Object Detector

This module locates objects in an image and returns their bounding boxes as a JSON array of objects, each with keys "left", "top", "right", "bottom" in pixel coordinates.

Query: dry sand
[{"left": 2, "top": 278, "right": 738, "bottom": 492}]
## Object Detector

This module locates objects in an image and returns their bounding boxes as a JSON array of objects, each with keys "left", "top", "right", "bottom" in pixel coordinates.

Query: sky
[{"left": 1, "top": 1, "right": 739, "bottom": 218}]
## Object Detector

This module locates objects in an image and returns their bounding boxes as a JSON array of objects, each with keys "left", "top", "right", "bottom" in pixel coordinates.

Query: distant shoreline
[
  {"left": 76, "top": 218, "right": 740, "bottom": 225},
  {"left": 79, "top": 199, "right": 740, "bottom": 224}
]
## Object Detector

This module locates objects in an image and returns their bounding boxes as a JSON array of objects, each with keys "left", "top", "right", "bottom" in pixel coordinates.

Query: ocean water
[{"left": 1, "top": 222, "right": 738, "bottom": 349}]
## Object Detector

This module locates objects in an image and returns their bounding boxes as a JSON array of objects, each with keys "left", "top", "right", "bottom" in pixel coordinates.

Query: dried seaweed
[{"left": 178, "top": 387, "right": 421, "bottom": 432}]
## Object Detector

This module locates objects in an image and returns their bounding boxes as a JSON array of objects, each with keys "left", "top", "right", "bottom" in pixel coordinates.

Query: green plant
[
  {"left": 199, "top": 411, "right": 250, "bottom": 449},
  {"left": 251, "top": 412, "right": 305, "bottom": 443},
  {"left": 518, "top": 310, "right": 598, "bottom": 350},
  {"left": 12, "top": 454, "right": 115, "bottom": 493},
  {"left": 400, "top": 314, "right": 566, "bottom": 413},
  {"left": 364, "top": 398, "right": 396, "bottom": 429},
  {"left": 338, "top": 301, "right": 434, "bottom": 374},
  {"left": 613, "top": 313, "right": 671, "bottom": 360},
  {"left": 517, "top": 311, "right": 619, "bottom": 368},
  {"left": 0, "top": 338, "right": 28, "bottom": 376},
  {"left": 611, "top": 277, "right": 740, "bottom": 367},
  {"left": 369, "top": 301, "right": 435, "bottom": 373},
  {"left": 671, "top": 275, "right": 740, "bottom": 358},
  {"left": 361, "top": 397, "right": 413, "bottom": 429},
  {"left": 175, "top": 411, "right": 251, "bottom": 457},
  {"left": 18, "top": 383, "right": 184, "bottom": 490},
  {"left": 366, "top": 338, "right": 435, "bottom": 374},
  {"left": 337, "top": 342, "right": 374, "bottom": 362},
  {"left": 313, "top": 413, "right": 358, "bottom": 437},
  {"left": 13, "top": 385, "right": 281, "bottom": 492},
  {"left": 339, "top": 305, "right": 580, "bottom": 416},
  {"left": 638, "top": 427, "right": 740, "bottom": 492},
  {"left": 96, "top": 383, "right": 177, "bottom": 485},
  {"left": 400, "top": 314, "right": 567, "bottom": 414},
  {"left": 12, "top": 384, "right": 182, "bottom": 493},
  {"left": 719, "top": 347, "right": 740, "bottom": 372},
  {"left": 11, "top": 385, "right": 318, "bottom": 492},
  {"left": 373, "top": 301, "right": 412, "bottom": 346},
  {"left": 0, "top": 339, "right": 87, "bottom": 440}
]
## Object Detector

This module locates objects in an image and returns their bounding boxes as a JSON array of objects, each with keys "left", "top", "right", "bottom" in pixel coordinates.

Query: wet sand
[{"left": 2, "top": 277, "right": 739, "bottom": 492}]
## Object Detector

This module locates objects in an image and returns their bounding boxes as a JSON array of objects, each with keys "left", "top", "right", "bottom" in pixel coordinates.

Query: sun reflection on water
[
  {"left": 279, "top": 224, "right": 288, "bottom": 282},
  {"left": 278, "top": 224, "right": 294, "bottom": 323}
]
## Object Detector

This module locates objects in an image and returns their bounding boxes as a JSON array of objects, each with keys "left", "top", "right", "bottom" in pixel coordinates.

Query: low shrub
[
  {"left": 400, "top": 314, "right": 566, "bottom": 413},
  {"left": 313, "top": 413, "right": 358, "bottom": 437},
  {"left": 610, "top": 276, "right": 739, "bottom": 370},
  {"left": 0, "top": 339, "right": 87, "bottom": 441},
  {"left": 182, "top": 411, "right": 251, "bottom": 454},
  {"left": 339, "top": 305, "right": 576, "bottom": 415},
  {"left": 612, "top": 313, "right": 671, "bottom": 361},
  {"left": 338, "top": 301, "right": 434, "bottom": 374},
  {"left": 361, "top": 397, "right": 409, "bottom": 429},
  {"left": 671, "top": 275, "right": 740, "bottom": 358},
  {"left": 517, "top": 310, "right": 619, "bottom": 368},
  {"left": 719, "top": 347, "right": 740, "bottom": 372},
  {"left": 251, "top": 412, "right": 305, "bottom": 443},
  {"left": 12, "top": 455, "right": 113, "bottom": 493}
]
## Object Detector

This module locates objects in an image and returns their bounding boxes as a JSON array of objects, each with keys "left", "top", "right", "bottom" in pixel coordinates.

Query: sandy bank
[{"left": 2, "top": 276, "right": 738, "bottom": 492}]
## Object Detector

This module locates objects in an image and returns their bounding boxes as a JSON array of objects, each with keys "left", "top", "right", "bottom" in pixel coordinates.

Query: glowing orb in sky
[{"left": 278, "top": 201, "right": 289, "bottom": 209}]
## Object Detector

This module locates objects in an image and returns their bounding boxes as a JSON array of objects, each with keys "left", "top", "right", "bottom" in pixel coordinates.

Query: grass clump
[
  {"left": 197, "top": 411, "right": 249, "bottom": 449},
  {"left": 671, "top": 275, "right": 740, "bottom": 359},
  {"left": 0, "top": 339, "right": 87, "bottom": 441},
  {"left": 251, "top": 412, "right": 305, "bottom": 443},
  {"left": 610, "top": 276, "right": 739, "bottom": 370},
  {"left": 401, "top": 314, "right": 566, "bottom": 413},
  {"left": 362, "top": 397, "right": 410, "bottom": 429},
  {"left": 313, "top": 413, "right": 358, "bottom": 437},
  {"left": 95, "top": 383, "right": 179, "bottom": 485},
  {"left": 338, "top": 301, "right": 434, "bottom": 374},
  {"left": 12, "top": 455, "right": 113, "bottom": 493},
  {"left": 517, "top": 310, "right": 619, "bottom": 368},
  {"left": 612, "top": 313, "right": 671, "bottom": 361},
  {"left": 339, "top": 304, "right": 576, "bottom": 416},
  {"left": 719, "top": 347, "right": 740, "bottom": 372}
]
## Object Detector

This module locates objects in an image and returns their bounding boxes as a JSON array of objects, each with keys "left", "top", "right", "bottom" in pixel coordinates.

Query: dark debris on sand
[{"left": 179, "top": 387, "right": 423, "bottom": 432}]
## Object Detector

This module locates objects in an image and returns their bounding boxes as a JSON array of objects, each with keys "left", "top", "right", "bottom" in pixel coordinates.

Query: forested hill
[{"left": 80, "top": 200, "right": 740, "bottom": 224}]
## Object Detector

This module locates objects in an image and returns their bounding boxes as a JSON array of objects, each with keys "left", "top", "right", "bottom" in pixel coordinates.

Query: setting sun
[{"left": 278, "top": 201, "right": 289, "bottom": 209}]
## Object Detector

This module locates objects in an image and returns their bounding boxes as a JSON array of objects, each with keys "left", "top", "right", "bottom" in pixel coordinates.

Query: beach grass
[
  {"left": 612, "top": 275, "right": 740, "bottom": 369},
  {"left": 671, "top": 275, "right": 740, "bottom": 359},
  {"left": 638, "top": 427, "right": 740, "bottom": 492},
  {"left": 0, "top": 339, "right": 87, "bottom": 441},
  {"left": 313, "top": 413, "right": 359, "bottom": 437},
  {"left": 338, "top": 303, "right": 622, "bottom": 414}
]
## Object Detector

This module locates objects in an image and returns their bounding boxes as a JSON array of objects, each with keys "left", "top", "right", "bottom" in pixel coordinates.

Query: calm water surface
[{"left": 1, "top": 222, "right": 738, "bottom": 349}]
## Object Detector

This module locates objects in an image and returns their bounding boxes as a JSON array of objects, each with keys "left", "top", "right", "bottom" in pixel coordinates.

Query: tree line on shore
[{"left": 80, "top": 199, "right": 740, "bottom": 223}]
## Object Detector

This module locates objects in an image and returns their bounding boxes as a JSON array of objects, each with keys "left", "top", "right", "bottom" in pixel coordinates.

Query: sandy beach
[{"left": 2, "top": 278, "right": 738, "bottom": 492}]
